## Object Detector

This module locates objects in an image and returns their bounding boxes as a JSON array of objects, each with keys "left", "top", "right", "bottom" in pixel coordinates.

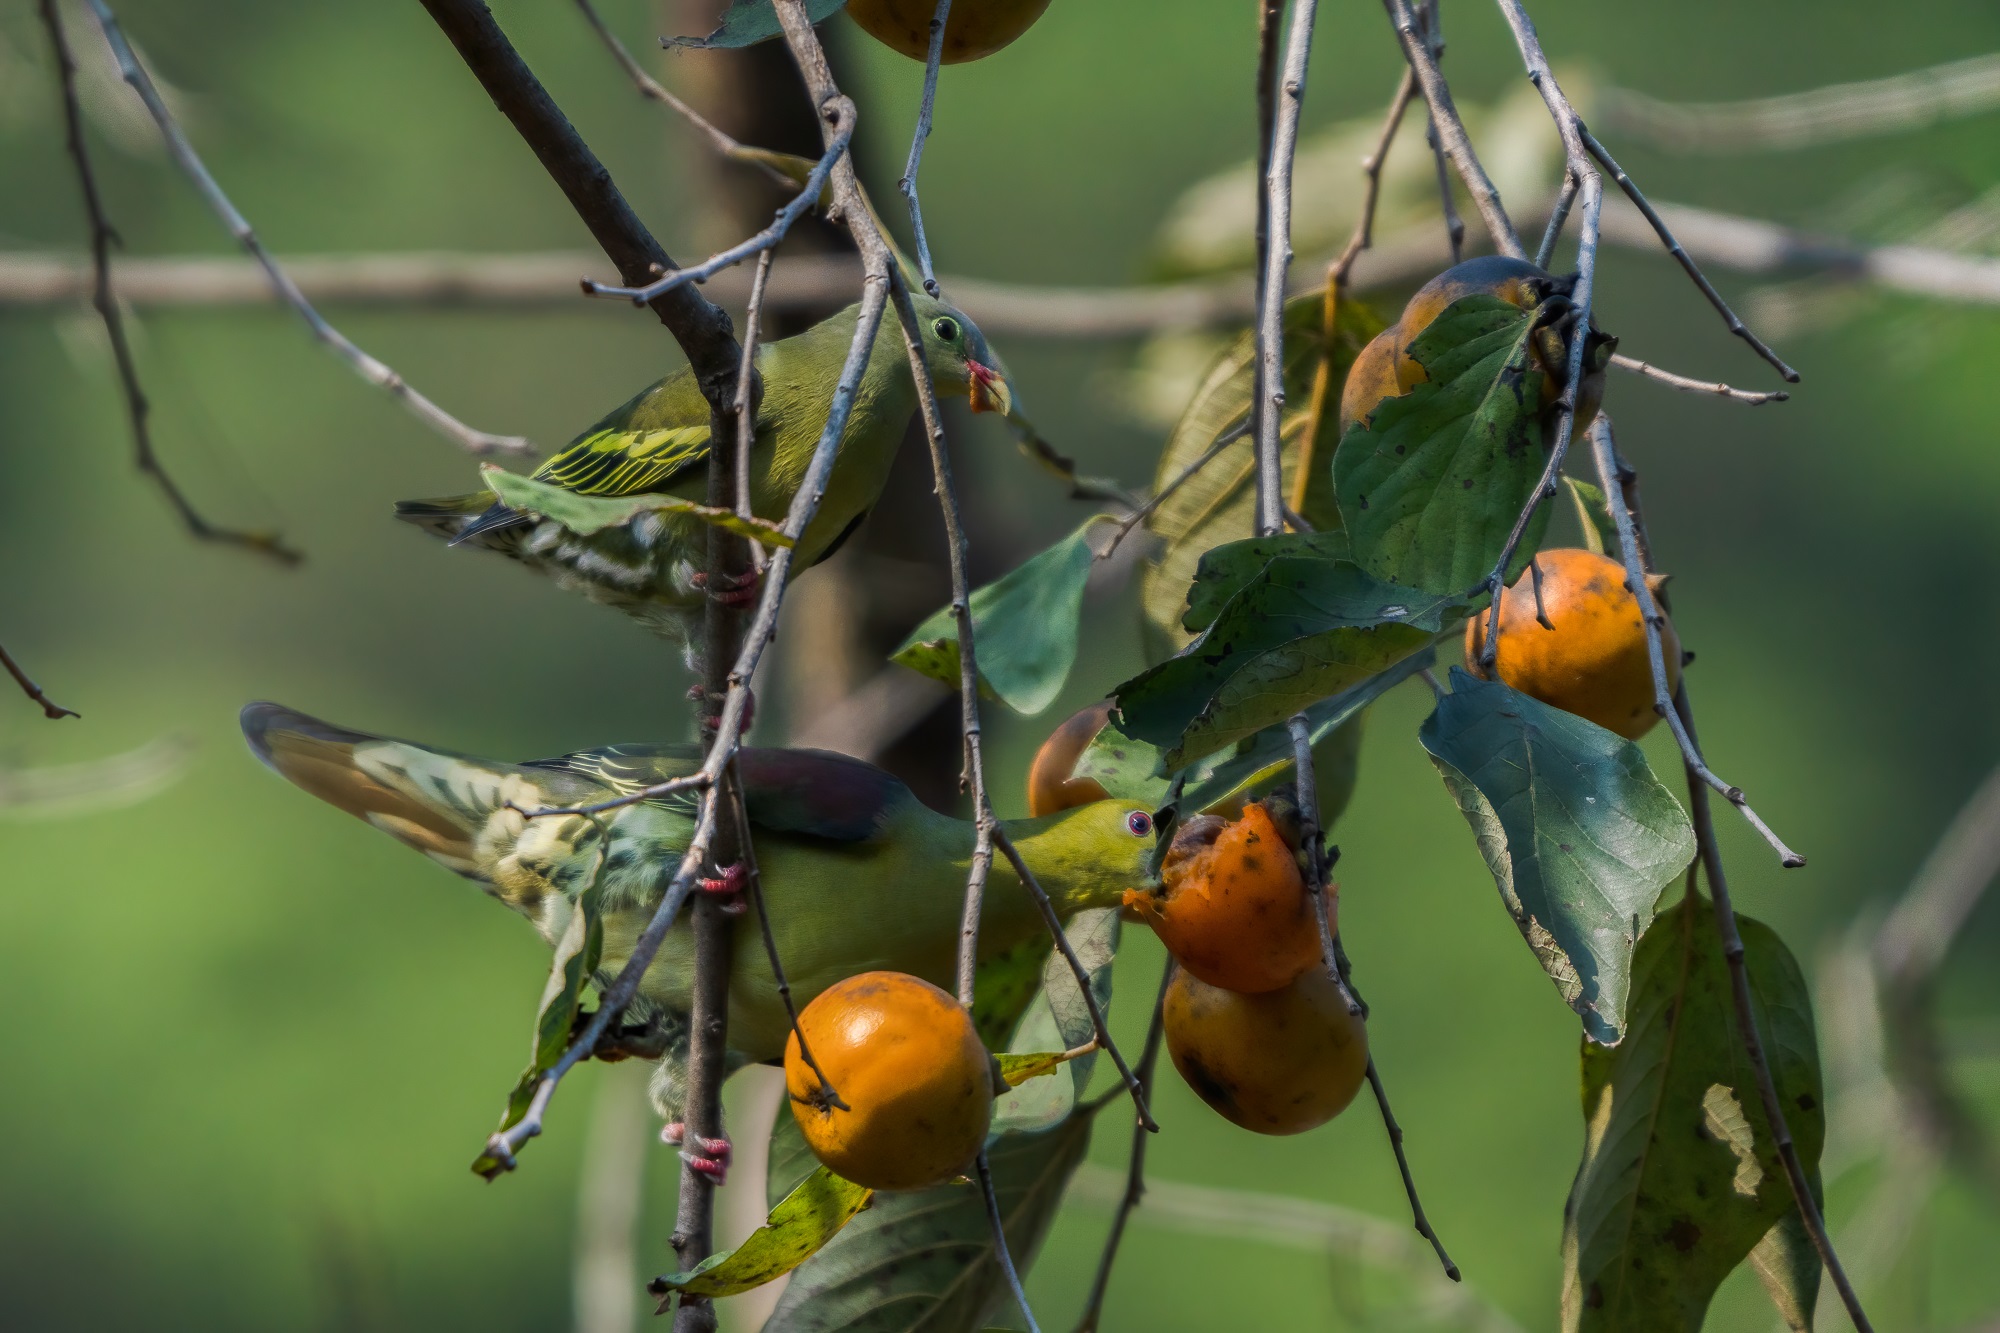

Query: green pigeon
[
  {"left": 396, "top": 294, "right": 1008, "bottom": 662},
  {"left": 240, "top": 703, "right": 1156, "bottom": 1179}
]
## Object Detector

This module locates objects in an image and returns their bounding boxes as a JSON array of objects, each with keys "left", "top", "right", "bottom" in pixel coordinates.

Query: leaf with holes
[
  {"left": 894, "top": 518, "right": 1104, "bottom": 715},
  {"left": 665, "top": 0, "right": 848, "bottom": 49},
  {"left": 655, "top": 1166, "right": 871, "bottom": 1298},
  {"left": 1332, "top": 294, "right": 1551, "bottom": 595},
  {"left": 1561, "top": 895, "right": 1825, "bottom": 1332},
  {"left": 1419, "top": 669, "right": 1694, "bottom": 1042}
]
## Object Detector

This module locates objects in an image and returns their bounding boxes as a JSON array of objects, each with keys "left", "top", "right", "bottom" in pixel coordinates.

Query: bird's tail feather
[
  {"left": 240, "top": 702, "right": 558, "bottom": 878},
  {"left": 394, "top": 490, "right": 531, "bottom": 551}
]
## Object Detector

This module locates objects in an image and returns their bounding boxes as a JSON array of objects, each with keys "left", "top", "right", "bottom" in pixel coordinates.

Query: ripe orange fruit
[
  {"left": 1163, "top": 964, "right": 1369, "bottom": 1135},
  {"left": 1339, "top": 256, "right": 1610, "bottom": 438},
  {"left": 785, "top": 971, "right": 994, "bottom": 1191},
  {"left": 1123, "top": 803, "right": 1330, "bottom": 994},
  {"left": 1464, "top": 547, "right": 1680, "bottom": 740},
  {"left": 846, "top": 0, "right": 1053, "bottom": 63},
  {"left": 1026, "top": 700, "right": 1113, "bottom": 816}
]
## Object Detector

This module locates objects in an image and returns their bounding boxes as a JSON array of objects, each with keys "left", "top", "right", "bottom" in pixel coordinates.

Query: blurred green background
[{"left": 4, "top": 0, "right": 2000, "bottom": 1328}]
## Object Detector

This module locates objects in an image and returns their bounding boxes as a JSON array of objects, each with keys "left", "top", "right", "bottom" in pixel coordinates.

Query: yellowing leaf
[{"left": 654, "top": 1166, "right": 872, "bottom": 1299}]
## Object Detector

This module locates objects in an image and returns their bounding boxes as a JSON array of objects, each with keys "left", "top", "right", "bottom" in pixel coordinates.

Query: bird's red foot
[
  {"left": 697, "top": 863, "right": 750, "bottom": 916},
  {"left": 691, "top": 687, "right": 756, "bottom": 734},
  {"left": 690, "top": 568, "right": 761, "bottom": 609},
  {"left": 661, "top": 1128, "right": 732, "bottom": 1186}
]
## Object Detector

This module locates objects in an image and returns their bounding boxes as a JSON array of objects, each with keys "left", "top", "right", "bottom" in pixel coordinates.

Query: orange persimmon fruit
[
  {"left": 846, "top": 0, "right": 1053, "bottom": 63},
  {"left": 1163, "top": 963, "right": 1369, "bottom": 1135}
]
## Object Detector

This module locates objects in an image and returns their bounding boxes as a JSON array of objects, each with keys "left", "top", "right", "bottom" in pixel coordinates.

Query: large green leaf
[
  {"left": 1182, "top": 530, "right": 1352, "bottom": 634},
  {"left": 1117, "top": 558, "right": 1457, "bottom": 771},
  {"left": 481, "top": 465, "right": 793, "bottom": 547},
  {"left": 763, "top": 1109, "right": 1096, "bottom": 1333},
  {"left": 1331, "top": 294, "right": 1550, "bottom": 595},
  {"left": 893, "top": 519, "right": 1104, "bottom": 716},
  {"left": 655, "top": 1166, "right": 872, "bottom": 1298},
  {"left": 1139, "top": 295, "right": 1384, "bottom": 661},
  {"left": 1419, "top": 670, "right": 1695, "bottom": 1043},
  {"left": 1561, "top": 894, "right": 1826, "bottom": 1333},
  {"left": 665, "top": 0, "right": 848, "bottom": 49}
]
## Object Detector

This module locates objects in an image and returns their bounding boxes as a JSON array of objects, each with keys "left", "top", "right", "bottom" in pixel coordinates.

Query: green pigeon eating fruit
[{"left": 396, "top": 293, "right": 1008, "bottom": 664}]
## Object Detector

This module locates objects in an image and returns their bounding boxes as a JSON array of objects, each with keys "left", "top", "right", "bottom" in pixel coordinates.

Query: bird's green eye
[{"left": 932, "top": 316, "right": 960, "bottom": 342}]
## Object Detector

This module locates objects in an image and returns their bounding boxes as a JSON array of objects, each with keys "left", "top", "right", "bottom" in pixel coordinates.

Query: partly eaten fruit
[
  {"left": 785, "top": 970, "right": 994, "bottom": 1191},
  {"left": 1124, "top": 801, "right": 1330, "bottom": 994},
  {"left": 1464, "top": 546, "right": 1679, "bottom": 740},
  {"left": 1163, "top": 963, "right": 1369, "bottom": 1135},
  {"left": 846, "top": 0, "right": 1054, "bottom": 63},
  {"left": 1339, "top": 255, "right": 1614, "bottom": 439}
]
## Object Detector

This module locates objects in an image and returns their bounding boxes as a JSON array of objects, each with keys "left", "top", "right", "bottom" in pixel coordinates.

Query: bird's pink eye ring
[{"left": 1126, "top": 811, "right": 1153, "bottom": 837}]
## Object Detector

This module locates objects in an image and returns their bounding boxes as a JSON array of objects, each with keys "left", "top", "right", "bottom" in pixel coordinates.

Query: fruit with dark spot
[
  {"left": 785, "top": 970, "right": 994, "bottom": 1191},
  {"left": 1123, "top": 802, "right": 1329, "bottom": 993},
  {"left": 1339, "top": 255, "right": 1614, "bottom": 439},
  {"left": 847, "top": 0, "right": 1053, "bottom": 63},
  {"left": 1163, "top": 964, "right": 1368, "bottom": 1135},
  {"left": 1464, "top": 547, "right": 1679, "bottom": 740}
]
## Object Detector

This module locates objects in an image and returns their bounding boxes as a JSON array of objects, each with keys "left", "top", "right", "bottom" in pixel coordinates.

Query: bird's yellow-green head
[
  {"left": 908, "top": 290, "right": 1011, "bottom": 417},
  {"left": 1005, "top": 797, "right": 1164, "bottom": 915}
]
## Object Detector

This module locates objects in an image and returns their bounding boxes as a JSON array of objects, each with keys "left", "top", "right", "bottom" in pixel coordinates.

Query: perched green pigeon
[
  {"left": 397, "top": 294, "right": 1007, "bottom": 663},
  {"left": 241, "top": 703, "right": 1156, "bottom": 1180}
]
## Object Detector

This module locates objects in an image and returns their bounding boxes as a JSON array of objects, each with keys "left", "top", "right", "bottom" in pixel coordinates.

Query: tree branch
[
  {"left": 899, "top": 0, "right": 954, "bottom": 296},
  {"left": 1, "top": 639, "right": 78, "bottom": 721}
]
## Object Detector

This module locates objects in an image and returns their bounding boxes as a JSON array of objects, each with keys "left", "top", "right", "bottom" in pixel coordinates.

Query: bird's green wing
[{"left": 533, "top": 370, "right": 716, "bottom": 498}]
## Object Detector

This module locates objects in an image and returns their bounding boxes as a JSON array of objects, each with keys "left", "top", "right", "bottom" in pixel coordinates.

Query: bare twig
[
  {"left": 1610, "top": 352, "right": 1789, "bottom": 404},
  {"left": 1415, "top": 2, "right": 1465, "bottom": 263},
  {"left": 1100, "top": 417, "right": 1251, "bottom": 560},
  {"left": 1288, "top": 715, "right": 1363, "bottom": 1017},
  {"left": 899, "top": 0, "right": 953, "bottom": 296},
  {"left": 1379, "top": 0, "right": 1524, "bottom": 257},
  {"left": 1073, "top": 959, "right": 1173, "bottom": 1333},
  {"left": 1577, "top": 125, "right": 1799, "bottom": 383},
  {"left": 1586, "top": 417, "right": 1803, "bottom": 866},
  {"left": 40, "top": 0, "right": 299, "bottom": 564},
  {"left": 1363, "top": 1058, "right": 1461, "bottom": 1281},
  {"left": 1, "top": 640, "right": 78, "bottom": 721},
  {"left": 1252, "top": 0, "right": 1319, "bottom": 537},
  {"left": 1536, "top": 167, "right": 1578, "bottom": 268},
  {"left": 1599, "top": 51, "right": 2000, "bottom": 155},
  {"left": 1250, "top": 0, "right": 1285, "bottom": 534},
  {"left": 735, "top": 250, "right": 774, "bottom": 571},
  {"left": 81, "top": 0, "right": 533, "bottom": 458},
  {"left": 581, "top": 121, "right": 852, "bottom": 305},
  {"left": 977, "top": 1150, "right": 1041, "bottom": 1333}
]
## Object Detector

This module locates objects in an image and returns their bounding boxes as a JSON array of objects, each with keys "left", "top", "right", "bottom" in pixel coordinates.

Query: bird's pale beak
[{"left": 967, "top": 360, "right": 1005, "bottom": 414}]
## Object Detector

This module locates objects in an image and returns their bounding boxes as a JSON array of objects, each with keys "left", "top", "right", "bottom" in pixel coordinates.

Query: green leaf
[
  {"left": 655, "top": 1166, "right": 872, "bottom": 1298},
  {"left": 480, "top": 465, "right": 794, "bottom": 548},
  {"left": 1139, "top": 295, "right": 1385, "bottom": 660},
  {"left": 1117, "top": 559, "right": 1458, "bottom": 771},
  {"left": 1332, "top": 294, "right": 1550, "bottom": 595},
  {"left": 473, "top": 854, "right": 606, "bottom": 1178},
  {"left": 970, "top": 935, "right": 1055, "bottom": 1050},
  {"left": 996, "top": 1047, "right": 1091, "bottom": 1088},
  {"left": 1418, "top": 669, "right": 1695, "bottom": 1043},
  {"left": 1564, "top": 477, "right": 1617, "bottom": 557},
  {"left": 665, "top": 0, "right": 847, "bottom": 50},
  {"left": 893, "top": 519, "right": 1104, "bottom": 715},
  {"left": 1071, "top": 715, "right": 1171, "bottom": 810},
  {"left": 994, "top": 908, "right": 1120, "bottom": 1135},
  {"left": 1182, "top": 530, "right": 1352, "bottom": 634},
  {"left": 1561, "top": 894, "right": 1825, "bottom": 1332},
  {"left": 763, "top": 1107, "right": 1096, "bottom": 1333},
  {"left": 1177, "top": 646, "right": 1433, "bottom": 823},
  {"left": 1748, "top": 1173, "right": 1823, "bottom": 1331}
]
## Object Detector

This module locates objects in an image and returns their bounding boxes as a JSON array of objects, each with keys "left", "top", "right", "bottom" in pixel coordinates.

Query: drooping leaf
[
  {"left": 1139, "top": 294, "right": 1385, "bottom": 661},
  {"left": 1332, "top": 294, "right": 1550, "bottom": 595},
  {"left": 1418, "top": 669, "right": 1695, "bottom": 1042},
  {"left": 473, "top": 853, "right": 606, "bottom": 1178},
  {"left": 1561, "top": 894, "right": 1825, "bottom": 1333},
  {"left": 1747, "top": 1172, "right": 1823, "bottom": 1331},
  {"left": 1563, "top": 476, "right": 1617, "bottom": 557},
  {"left": 763, "top": 1108, "right": 1096, "bottom": 1333},
  {"left": 654, "top": 1166, "right": 872, "bottom": 1298},
  {"left": 893, "top": 519, "right": 1105, "bottom": 715},
  {"left": 1117, "top": 559, "right": 1458, "bottom": 771},
  {"left": 996, "top": 1046, "right": 1094, "bottom": 1088},
  {"left": 665, "top": 0, "right": 848, "bottom": 50},
  {"left": 481, "top": 466, "right": 794, "bottom": 547},
  {"left": 1177, "top": 645, "right": 1434, "bottom": 823},
  {"left": 993, "top": 908, "right": 1119, "bottom": 1135}
]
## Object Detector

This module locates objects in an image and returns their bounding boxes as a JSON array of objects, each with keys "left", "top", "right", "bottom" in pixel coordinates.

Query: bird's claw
[
  {"left": 698, "top": 862, "right": 750, "bottom": 915},
  {"left": 690, "top": 568, "right": 760, "bottom": 609},
  {"left": 660, "top": 1126, "right": 732, "bottom": 1185}
]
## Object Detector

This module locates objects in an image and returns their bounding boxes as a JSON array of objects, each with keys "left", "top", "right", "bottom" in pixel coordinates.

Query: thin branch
[
  {"left": 1379, "top": 0, "right": 1524, "bottom": 257},
  {"left": 1609, "top": 352, "right": 1788, "bottom": 404},
  {"left": 1, "top": 640, "right": 78, "bottom": 721},
  {"left": 899, "top": 0, "right": 953, "bottom": 296},
  {"left": 1100, "top": 417, "right": 1251, "bottom": 560},
  {"left": 735, "top": 251, "right": 774, "bottom": 571},
  {"left": 1586, "top": 417, "right": 1804, "bottom": 867},
  {"left": 1253, "top": 0, "right": 1319, "bottom": 537},
  {"left": 1577, "top": 125, "right": 1798, "bottom": 382},
  {"left": 1598, "top": 51, "right": 2000, "bottom": 155},
  {"left": 1535, "top": 167, "right": 1578, "bottom": 268},
  {"left": 1073, "top": 958, "right": 1173, "bottom": 1333},
  {"left": 1679, "top": 693, "right": 1874, "bottom": 1333},
  {"left": 580, "top": 121, "right": 853, "bottom": 305},
  {"left": 81, "top": 0, "right": 533, "bottom": 458},
  {"left": 1415, "top": 2, "right": 1465, "bottom": 263},
  {"left": 1288, "top": 715, "right": 1363, "bottom": 1018},
  {"left": 977, "top": 1150, "right": 1041, "bottom": 1333},
  {"left": 1250, "top": 0, "right": 1285, "bottom": 535},
  {"left": 1363, "top": 1058, "right": 1461, "bottom": 1282},
  {"left": 40, "top": 0, "right": 299, "bottom": 564}
]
